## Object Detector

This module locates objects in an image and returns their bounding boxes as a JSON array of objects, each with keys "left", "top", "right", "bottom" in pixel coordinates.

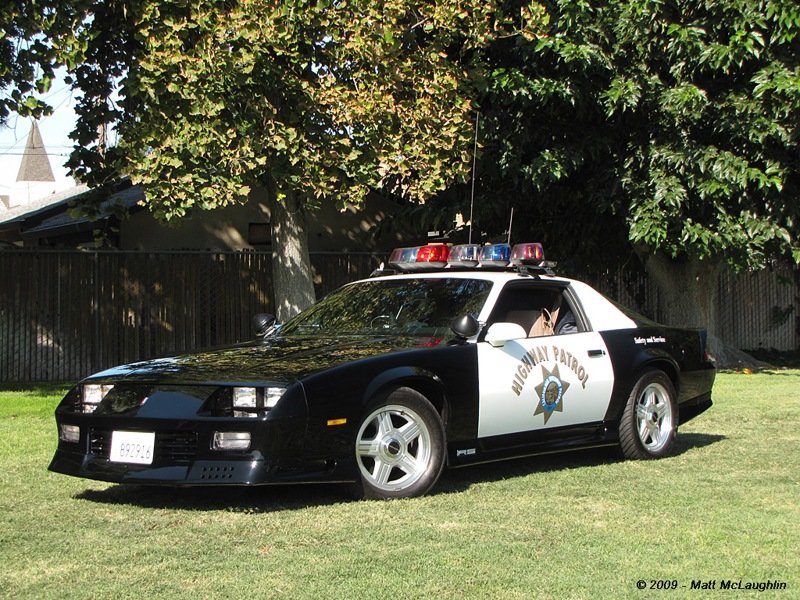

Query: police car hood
[{"left": 84, "top": 335, "right": 434, "bottom": 385}]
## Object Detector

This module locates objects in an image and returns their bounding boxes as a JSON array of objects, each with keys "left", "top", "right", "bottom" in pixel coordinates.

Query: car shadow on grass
[
  {"left": 73, "top": 432, "right": 725, "bottom": 511},
  {"left": 74, "top": 481, "right": 358, "bottom": 513},
  {"left": 672, "top": 431, "right": 726, "bottom": 454}
]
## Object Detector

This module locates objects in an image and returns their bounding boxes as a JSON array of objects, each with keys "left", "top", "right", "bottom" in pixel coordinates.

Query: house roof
[
  {"left": 0, "top": 180, "right": 144, "bottom": 243},
  {"left": 0, "top": 184, "right": 91, "bottom": 227}
]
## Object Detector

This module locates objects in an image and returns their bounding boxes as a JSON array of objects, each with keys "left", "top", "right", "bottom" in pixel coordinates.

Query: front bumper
[
  {"left": 49, "top": 415, "right": 356, "bottom": 486},
  {"left": 48, "top": 449, "right": 350, "bottom": 486},
  {"left": 49, "top": 382, "right": 358, "bottom": 486}
]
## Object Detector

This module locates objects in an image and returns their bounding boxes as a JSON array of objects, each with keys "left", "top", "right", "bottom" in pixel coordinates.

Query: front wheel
[
  {"left": 355, "top": 388, "right": 446, "bottom": 499},
  {"left": 619, "top": 370, "right": 677, "bottom": 459}
]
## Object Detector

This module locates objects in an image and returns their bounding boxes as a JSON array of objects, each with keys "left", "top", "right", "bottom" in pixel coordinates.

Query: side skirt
[
  {"left": 447, "top": 422, "right": 615, "bottom": 467},
  {"left": 448, "top": 442, "right": 620, "bottom": 469}
]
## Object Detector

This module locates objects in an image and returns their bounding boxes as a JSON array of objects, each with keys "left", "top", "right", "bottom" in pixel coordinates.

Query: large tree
[
  {"left": 445, "top": 0, "right": 799, "bottom": 343},
  {"left": 608, "top": 0, "right": 799, "bottom": 337},
  {"left": 3, "top": 0, "right": 547, "bottom": 321}
]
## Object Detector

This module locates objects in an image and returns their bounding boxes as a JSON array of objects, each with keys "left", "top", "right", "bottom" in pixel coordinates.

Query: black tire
[
  {"left": 354, "top": 387, "right": 446, "bottom": 500},
  {"left": 619, "top": 369, "right": 678, "bottom": 459}
]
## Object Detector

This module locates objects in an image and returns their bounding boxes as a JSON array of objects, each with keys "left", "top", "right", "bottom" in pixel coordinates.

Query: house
[
  {"left": 0, "top": 178, "right": 409, "bottom": 252},
  {"left": 2, "top": 120, "right": 413, "bottom": 252}
]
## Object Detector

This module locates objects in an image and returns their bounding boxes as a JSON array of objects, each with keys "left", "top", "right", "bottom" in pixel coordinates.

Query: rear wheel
[
  {"left": 620, "top": 370, "right": 677, "bottom": 459},
  {"left": 355, "top": 388, "right": 445, "bottom": 499}
]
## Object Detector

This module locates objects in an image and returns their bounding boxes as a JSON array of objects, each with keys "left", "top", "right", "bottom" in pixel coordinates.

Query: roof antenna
[
  {"left": 506, "top": 207, "right": 514, "bottom": 245},
  {"left": 468, "top": 112, "right": 479, "bottom": 244}
]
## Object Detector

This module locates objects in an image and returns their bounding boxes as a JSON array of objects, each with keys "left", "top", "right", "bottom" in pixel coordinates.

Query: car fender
[
  {"left": 362, "top": 366, "right": 448, "bottom": 421},
  {"left": 295, "top": 359, "right": 452, "bottom": 462},
  {"left": 601, "top": 330, "right": 681, "bottom": 423},
  {"left": 638, "top": 348, "right": 680, "bottom": 386}
]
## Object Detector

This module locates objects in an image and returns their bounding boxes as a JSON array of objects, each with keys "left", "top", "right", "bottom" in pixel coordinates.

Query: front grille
[
  {"left": 159, "top": 432, "right": 199, "bottom": 462},
  {"left": 89, "top": 429, "right": 199, "bottom": 464}
]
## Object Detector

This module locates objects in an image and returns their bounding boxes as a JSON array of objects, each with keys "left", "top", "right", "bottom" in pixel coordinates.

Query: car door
[{"left": 476, "top": 283, "right": 615, "bottom": 438}]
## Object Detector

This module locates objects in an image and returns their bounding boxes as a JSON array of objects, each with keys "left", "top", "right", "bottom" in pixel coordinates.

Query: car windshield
[{"left": 280, "top": 278, "right": 493, "bottom": 337}]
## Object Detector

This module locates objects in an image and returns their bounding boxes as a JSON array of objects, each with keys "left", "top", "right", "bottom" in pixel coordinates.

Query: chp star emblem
[{"left": 534, "top": 364, "right": 570, "bottom": 424}]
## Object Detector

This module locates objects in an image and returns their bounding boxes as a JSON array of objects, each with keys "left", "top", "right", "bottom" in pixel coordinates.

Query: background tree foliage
[
  {"left": 115, "top": 1, "right": 542, "bottom": 216},
  {"left": 1, "top": 1, "right": 79, "bottom": 124},
  {"left": 2, "top": 0, "right": 546, "bottom": 320},
  {"left": 3, "top": 0, "right": 798, "bottom": 338},
  {"left": 431, "top": 0, "right": 800, "bottom": 336}
]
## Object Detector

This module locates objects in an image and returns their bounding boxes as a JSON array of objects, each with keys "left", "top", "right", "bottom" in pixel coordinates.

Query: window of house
[{"left": 248, "top": 222, "right": 271, "bottom": 247}]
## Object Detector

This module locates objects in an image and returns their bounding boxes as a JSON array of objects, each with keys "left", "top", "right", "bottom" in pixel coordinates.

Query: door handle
[{"left": 588, "top": 349, "right": 606, "bottom": 357}]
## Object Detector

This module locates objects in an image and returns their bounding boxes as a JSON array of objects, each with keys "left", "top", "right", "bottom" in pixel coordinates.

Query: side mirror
[
  {"left": 484, "top": 322, "right": 527, "bottom": 347},
  {"left": 252, "top": 313, "right": 277, "bottom": 338},
  {"left": 450, "top": 314, "right": 481, "bottom": 340}
]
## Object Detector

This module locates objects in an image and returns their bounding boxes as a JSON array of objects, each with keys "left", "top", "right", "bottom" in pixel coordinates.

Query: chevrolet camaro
[{"left": 49, "top": 242, "right": 715, "bottom": 499}]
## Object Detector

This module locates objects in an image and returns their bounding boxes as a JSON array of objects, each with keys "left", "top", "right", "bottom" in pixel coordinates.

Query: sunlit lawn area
[{"left": 1, "top": 372, "right": 798, "bottom": 598}]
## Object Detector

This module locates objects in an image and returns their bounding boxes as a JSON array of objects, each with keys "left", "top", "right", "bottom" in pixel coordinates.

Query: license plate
[{"left": 110, "top": 431, "right": 155, "bottom": 465}]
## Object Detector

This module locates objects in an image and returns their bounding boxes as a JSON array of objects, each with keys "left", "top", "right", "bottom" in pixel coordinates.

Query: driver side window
[{"left": 488, "top": 285, "right": 579, "bottom": 337}]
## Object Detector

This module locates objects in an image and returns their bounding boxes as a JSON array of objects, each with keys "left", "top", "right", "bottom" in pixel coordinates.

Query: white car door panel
[{"left": 477, "top": 332, "right": 614, "bottom": 438}]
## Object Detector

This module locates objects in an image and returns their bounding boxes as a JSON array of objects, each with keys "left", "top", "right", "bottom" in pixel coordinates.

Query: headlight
[
  {"left": 233, "top": 387, "right": 257, "bottom": 409},
  {"left": 265, "top": 387, "right": 284, "bottom": 409},
  {"left": 231, "top": 386, "right": 285, "bottom": 416},
  {"left": 82, "top": 384, "right": 114, "bottom": 413}
]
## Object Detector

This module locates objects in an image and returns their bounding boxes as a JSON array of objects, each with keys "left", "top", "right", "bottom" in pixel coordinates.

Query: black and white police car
[{"left": 49, "top": 242, "right": 715, "bottom": 499}]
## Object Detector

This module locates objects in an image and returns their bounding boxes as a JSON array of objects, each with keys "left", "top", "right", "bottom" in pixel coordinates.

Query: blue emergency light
[{"left": 479, "top": 243, "right": 511, "bottom": 266}]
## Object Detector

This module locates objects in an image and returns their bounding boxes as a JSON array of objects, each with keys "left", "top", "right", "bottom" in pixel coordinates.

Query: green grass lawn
[{"left": 1, "top": 373, "right": 798, "bottom": 599}]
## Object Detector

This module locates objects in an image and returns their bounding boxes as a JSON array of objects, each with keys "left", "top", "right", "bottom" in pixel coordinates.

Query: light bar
[
  {"left": 388, "top": 243, "right": 450, "bottom": 270},
  {"left": 510, "top": 243, "right": 545, "bottom": 265},
  {"left": 479, "top": 243, "right": 511, "bottom": 267},
  {"left": 385, "top": 241, "right": 547, "bottom": 272},
  {"left": 388, "top": 246, "right": 419, "bottom": 265},
  {"left": 416, "top": 244, "right": 449, "bottom": 265},
  {"left": 448, "top": 244, "right": 481, "bottom": 267}
]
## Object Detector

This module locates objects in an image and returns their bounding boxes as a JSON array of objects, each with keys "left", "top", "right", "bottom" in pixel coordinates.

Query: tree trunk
[
  {"left": 639, "top": 250, "right": 722, "bottom": 332},
  {"left": 269, "top": 189, "right": 316, "bottom": 322},
  {"left": 637, "top": 250, "right": 771, "bottom": 369}
]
